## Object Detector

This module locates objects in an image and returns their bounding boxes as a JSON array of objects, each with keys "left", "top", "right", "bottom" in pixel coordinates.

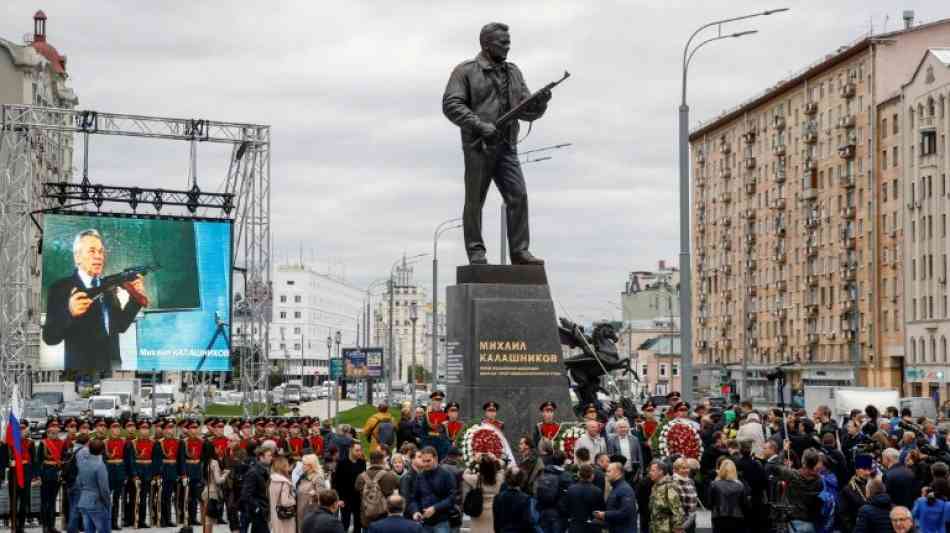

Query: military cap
[
  {"left": 540, "top": 401, "right": 557, "bottom": 411},
  {"left": 483, "top": 401, "right": 499, "bottom": 411},
  {"left": 446, "top": 402, "right": 460, "bottom": 411},
  {"left": 110, "top": 420, "right": 121, "bottom": 428},
  {"left": 47, "top": 420, "right": 60, "bottom": 429},
  {"left": 430, "top": 390, "right": 445, "bottom": 400},
  {"left": 138, "top": 421, "right": 150, "bottom": 429}
]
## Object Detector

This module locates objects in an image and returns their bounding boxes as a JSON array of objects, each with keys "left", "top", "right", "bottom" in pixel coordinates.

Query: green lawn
[
  {"left": 333, "top": 404, "right": 403, "bottom": 449},
  {"left": 204, "top": 403, "right": 289, "bottom": 417}
]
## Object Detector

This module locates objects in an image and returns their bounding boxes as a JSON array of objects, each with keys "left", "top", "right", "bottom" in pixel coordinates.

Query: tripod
[{"left": 191, "top": 311, "right": 230, "bottom": 410}]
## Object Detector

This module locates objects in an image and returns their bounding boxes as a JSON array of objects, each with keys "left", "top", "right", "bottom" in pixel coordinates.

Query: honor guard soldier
[
  {"left": 132, "top": 420, "right": 162, "bottom": 528},
  {"left": 182, "top": 421, "right": 206, "bottom": 526},
  {"left": 106, "top": 421, "right": 132, "bottom": 530},
  {"left": 263, "top": 419, "right": 278, "bottom": 443},
  {"left": 78, "top": 419, "right": 92, "bottom": 438},
  {"left": 441, "top": 402, "right": 465, "bottom": 444},
  {"left": 276, "top": 421, "right": 290, "bottom": 449},
  {"left": 238, "top": 420, "right": 255, "bottom": 451},
  {"left": 94, "top": 418, "right": 109, "bottom": 440},
  {"left": 158, "top": 421, "right": 183, "bottom": 527},
  {"left": 38, "top": 420, "right": 67, "bottom": 533},
  {"left": 121, "top": 418, "right": 138, "bottom": 527},
  {"left": 532, "top": 401, "right": 561, "bottom": 448},
  {"left": 286, "top": 421, "right": 307, "bottom": 461},
  {"left": 64, "top": 419, "right": 78, "bottom": 447},
  {"left": 482, "top": 401, "right": 504, "bottom": 430},
  {"left": 208, "top": 419, "right": 230, "bottom": 460},
  {"left": 308, "top": 422, "right": 325, "bottom": 457},
  {"left": 0, "top": 419, "right": 37, "bottom": 533},
  {"left": 422, "top": 391, "right": 448, "bottom": 454},
  {"left": 254, "top": 418, "right": 266, "bottom": 439}
]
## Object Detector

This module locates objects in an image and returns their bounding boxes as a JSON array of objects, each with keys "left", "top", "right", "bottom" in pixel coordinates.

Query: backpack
[
  {"left": 534, "top": 470, "right": 561, "bottom": 509},
  {"left": 360, "top": 469, "right": 387, "bottom": 527},
  {"left": 813, "top": 475, "right": 837, "bottom": 532},
  {"left": 375, "top": 421, "right": 395, "bottom": 449},
  {"left": 62, "top": 449, "right": 79, "bottom": 487}
]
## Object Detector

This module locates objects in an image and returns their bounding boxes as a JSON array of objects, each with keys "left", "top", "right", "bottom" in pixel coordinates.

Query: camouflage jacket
[{"left": 649, "top": 475, "right": 685, "bottom": 533}]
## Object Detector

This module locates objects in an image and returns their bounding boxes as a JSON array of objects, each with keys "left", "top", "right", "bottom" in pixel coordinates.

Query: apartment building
[
  {"left": 902, "top": 49, "right": 950, "bottom": 401},
  {"left": 689, "top": 13, "right": 950, "bottom": 402}
]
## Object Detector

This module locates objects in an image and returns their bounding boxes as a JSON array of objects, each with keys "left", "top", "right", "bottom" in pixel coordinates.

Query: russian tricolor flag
[{"left": 5, "top": 411, "right": 25, "bottom": 488}]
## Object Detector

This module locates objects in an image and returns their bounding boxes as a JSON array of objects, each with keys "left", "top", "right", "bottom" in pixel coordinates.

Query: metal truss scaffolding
[{"left": 0, "top": 104, "right": 272, "bottom": 418}]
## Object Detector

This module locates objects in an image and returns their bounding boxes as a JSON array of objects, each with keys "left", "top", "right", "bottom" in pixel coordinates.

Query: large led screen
[{"left": 40, "top": 213, "right": 232, "bottom": 373}]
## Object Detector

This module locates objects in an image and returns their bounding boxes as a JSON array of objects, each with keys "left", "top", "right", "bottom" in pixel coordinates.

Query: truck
[
  {"left": 100, "top": 378, "right": 142, "bottom": 419},
  {"left": 901, "top": 397, "right": 938, "bottom": 420},
  {"left": 89, "top": 395, "right": 122, "bottom": 418},
  {"left": 804, "top": 386, "right": 900, "bottom": 423},
  {"left": 31, "top": 381, "right": 78, "bottom": 411}
]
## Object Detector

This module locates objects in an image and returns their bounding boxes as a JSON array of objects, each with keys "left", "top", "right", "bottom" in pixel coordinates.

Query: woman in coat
[
  {"left": 269, "top": 456, "right": 297, "bottom": 533},
  {"left": 333, "top": 441, "right": 367, "bottom": 533},
  {"left": 461, "top": 453, "right": 504, "bottom": 533},
  {"left": 296, "top": 454, "right": 326, "bottom": 531},
  {"left": 707, "top": 459, "right": 747, "bottom": 533},
  {"left": 201, "top": 442, "right": 231, "bottom": 533}
]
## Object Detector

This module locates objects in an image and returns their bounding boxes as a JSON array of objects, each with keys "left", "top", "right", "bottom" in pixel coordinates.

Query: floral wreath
[
  {"left": 461, "top": 423, "right": 514, "bottom": 467},
  {"left": 657, "top": 418, "right": 703, "bottom": 459},
  {"left": 553, "top": 424, "right": 585, "bottom": 462}
]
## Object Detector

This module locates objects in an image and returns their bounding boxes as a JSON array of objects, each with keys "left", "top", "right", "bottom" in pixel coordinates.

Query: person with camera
[{"left": 764, "top": 445, "right": 824, "bottom": 532}]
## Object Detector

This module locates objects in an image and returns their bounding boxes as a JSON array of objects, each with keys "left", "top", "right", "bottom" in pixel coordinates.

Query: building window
[
  {"left": 882, "top": 118, "right": 888, "bottom": 138},
  {"left": 294, "top": 295, "right": 302, "bottom": 303},
  {"left": 641, "top": 364, "right": 648, "bottom": 377},
  {"left": 294, "top": 311, "right": 302, "bottom": 319},
  {"left": 911, "top": 337, "right": 917, "bottom": 363},
  {"left": 280, "top": 295, "right": 287, "bottom": 303},
  {"left": 672, "top": 363, "right": 680, "bottom": 377},
  {"left": 279, "top": 311, "right": 287, "bottom": 319},
  {"left": 923, "top": 131, "right": 938, "bottom": 155},
  {"left": 659, "top": 364, "right": 668, "bottom": 377},
  {"left": 287, "top": 280, "right": 295, "bottom": 285},
  {"left": 293, "top": 327, "right": 301, "bottom": 334},
  {"left": 893, "top": 114, "right": 899, "bottom": 134},
  {"left": 912, "top": 383, "right": 923, "bottom": 397}
]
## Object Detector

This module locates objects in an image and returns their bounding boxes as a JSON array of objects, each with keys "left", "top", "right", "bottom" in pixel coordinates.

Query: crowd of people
[{"left": 3, "top": 389, "right": 950, "bottom": 533}]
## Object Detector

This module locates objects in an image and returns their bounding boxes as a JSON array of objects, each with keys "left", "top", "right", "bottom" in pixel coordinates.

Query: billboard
[
  {"left": 342, "top": 347, "right": 383, "bottom": 378},
  {"left": 40, "top": 212, "right": 232, "bottom": 373}
]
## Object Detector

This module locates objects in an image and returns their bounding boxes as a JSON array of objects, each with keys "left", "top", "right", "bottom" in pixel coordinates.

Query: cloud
[{"left": 1, "top": 0, "right": 940, "bottom": 327}]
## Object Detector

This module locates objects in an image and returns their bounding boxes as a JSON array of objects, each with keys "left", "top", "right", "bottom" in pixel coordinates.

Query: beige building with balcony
[
  {"left": 901, "top": 49, "right": 950, "bottom": 402},
  {"left": 689, "top": 14, "right": 950, "bottom": 402}
]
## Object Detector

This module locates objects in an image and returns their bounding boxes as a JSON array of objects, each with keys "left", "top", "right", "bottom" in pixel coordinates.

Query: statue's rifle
[{"left": 482, "top": 70, "right": 570, "bottom": 154}]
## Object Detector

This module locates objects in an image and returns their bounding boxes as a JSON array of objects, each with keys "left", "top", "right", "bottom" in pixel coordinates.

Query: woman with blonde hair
[
  {"left": 295, "top": 454, "right": 326, "bottom": 531},
  {"left": 269, "top": 456, "right": 297, "bottom": 533},
  {"left": 390, "top": 453, "right": 408, "bottom": 479},
  {"left": 708, "top": 458, "right": 748, "bottom": 533}
]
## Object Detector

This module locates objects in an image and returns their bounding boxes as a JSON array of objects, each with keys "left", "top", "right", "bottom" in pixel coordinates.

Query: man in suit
[
  {"left": 367, "top": 495, "right": 422, "bottom": 533},
  {"left": 43, "top": 228, "right": 149, "bottom": 373},
  {"left": 606, "top": 419, "right": 643, "bottom": 483}
]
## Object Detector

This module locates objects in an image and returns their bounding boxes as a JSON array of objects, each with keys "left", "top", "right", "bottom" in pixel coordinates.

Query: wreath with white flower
[
  {"left": 554, "top": 424, "right": 585, "bottom": 462},
  {"left": 461, "top": 423, "right": 514, "bottom": 467},
  {"left": 657, "top": 418, "right": 703, "bottom": 459}
]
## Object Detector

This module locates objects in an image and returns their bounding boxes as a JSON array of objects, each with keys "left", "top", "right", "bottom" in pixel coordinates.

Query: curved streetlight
[
  {"left": 677, "top": 8, "right": 789, "bottom": 405},
  {"left": 432, "top": 218, "right": 462, "bottom": 393},
  {"left": 388, "top": 253, "right": 429, "bottom": 399}
]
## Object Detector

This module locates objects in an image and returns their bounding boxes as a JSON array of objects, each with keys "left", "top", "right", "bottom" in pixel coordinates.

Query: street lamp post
[
  {"left": 325, "top": 335, "right": 332, "bottom": 421},
  {"left": 388, "top": 253, "right": 428, "bottom": 400},
  {"left": 335, "top": 330, "right": 342, "bottom": 417},
  {"left": 678, "top": 8, "right": 788, "bottom": 404},
  {"left": 409, "top": 301, "right": 419, "bottom": 407},
  {"left": 433, "top": 218, "right": 462, "bottom": 393}
]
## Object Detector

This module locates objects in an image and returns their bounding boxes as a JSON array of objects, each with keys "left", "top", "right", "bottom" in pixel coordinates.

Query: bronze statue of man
[{"left": 442, "top": 22, "right": 552, "bottom": 265}]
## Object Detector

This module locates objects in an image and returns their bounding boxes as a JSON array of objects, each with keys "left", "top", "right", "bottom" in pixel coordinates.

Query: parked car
[{"left": 60, "top": 399, "right": 91, "bottom": 418}]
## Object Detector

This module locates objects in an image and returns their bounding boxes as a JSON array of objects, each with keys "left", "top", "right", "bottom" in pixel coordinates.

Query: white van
[{"left": 90, "top": 395, "right": 122, "bottom": 418}]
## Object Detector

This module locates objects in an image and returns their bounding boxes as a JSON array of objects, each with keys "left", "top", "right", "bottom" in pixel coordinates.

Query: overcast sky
[{"left": 2, "top": 1, "right": 942, "bottom": 324}]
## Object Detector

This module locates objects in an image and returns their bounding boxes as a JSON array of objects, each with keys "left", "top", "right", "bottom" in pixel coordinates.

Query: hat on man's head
[
  {"left": 483, "top": 401, "right": 499, "bottom": 411},
  {"left": 855, "top": 454, "right": 874, "bottom": 470},
  {"left": 430, "top": 390, "right": 445, "bottom": 401},
  {"left": 540, "top": 401, "right": 557, "bottom": 411},
  {"left": 446, "top": 402, "right": 460, "bottom": 411}
]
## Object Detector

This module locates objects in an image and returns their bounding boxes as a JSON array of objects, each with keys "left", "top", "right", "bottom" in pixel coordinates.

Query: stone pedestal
[{"left": 445, "top": 265, "right": 572, "bottom": 443}]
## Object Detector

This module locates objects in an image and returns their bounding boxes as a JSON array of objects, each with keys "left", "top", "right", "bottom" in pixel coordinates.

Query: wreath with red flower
[
  {"left": 461, "top": 424, "right": 511, "bottom": 467},
  {"left": 657, "top": 418, "right": 703, "bottom": 459},
  {"left": 554, "top": 424, "right": 585, "bottom": 462}
]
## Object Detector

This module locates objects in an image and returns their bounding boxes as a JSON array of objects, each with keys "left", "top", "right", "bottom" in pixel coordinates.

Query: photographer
[{"left": 764, "top": 446, "right": 823, "bottom": 532}]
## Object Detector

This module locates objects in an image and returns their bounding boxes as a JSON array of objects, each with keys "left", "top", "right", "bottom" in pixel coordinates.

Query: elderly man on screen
[{"left": 43, "top": 229, "right": 149, "bottom": 373}]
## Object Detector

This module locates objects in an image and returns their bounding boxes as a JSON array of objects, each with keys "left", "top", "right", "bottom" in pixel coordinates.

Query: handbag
[
  {"left": 462, "top": 476, "right": 484, "bottom": 518},
  {"left": 207, "top": 497, "right": 224, "bottom": 521},
  {"left": 276, "top": 482, "right": 296, "bottom": 520}
]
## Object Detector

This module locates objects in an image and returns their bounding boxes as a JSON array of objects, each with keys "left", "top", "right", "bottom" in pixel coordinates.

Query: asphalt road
[{"left": 297, "top": 397, "right": 357, "bottom": 418}]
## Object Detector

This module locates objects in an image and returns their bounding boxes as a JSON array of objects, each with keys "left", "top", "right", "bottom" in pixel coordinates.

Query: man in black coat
[
  {"left": 594, "top": 463, "right": 637, "bottom": 533},
  {"left": 302, "top": 490, "right": 346, "bottom": 533},
  {"left": 442, "top": 22, "right": 551, "bottom": 265},
  {"left": 735, "top": 440, "right": 769, "bottom": 533},
  {"left": 43, "top": 229, "right": 148, "bottom": 373},
  {"left": 837, "top": 454, "right": 874, "bottom": 533},
  {"left": 367, "top": 495, "right": 422, "bottom": 533},
  {"left": 882, "top": 447, "right": 918, "bottom": 510},
  {"left": 240, "top": 445, "right": 273, "bottom": 533},
  {"left": 561, "top": 464, "right": 605, "bottom": 533}
]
